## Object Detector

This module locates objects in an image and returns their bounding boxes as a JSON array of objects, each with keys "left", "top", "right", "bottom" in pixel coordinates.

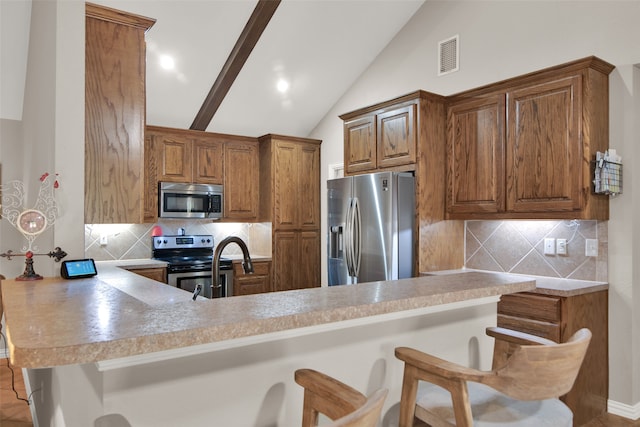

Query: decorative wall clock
[
  {"left": 0, "top": 173, "right": 66, "bottom": 280},
  {"left": 17, "top": 209, "right": 48, "bottom": 236}
]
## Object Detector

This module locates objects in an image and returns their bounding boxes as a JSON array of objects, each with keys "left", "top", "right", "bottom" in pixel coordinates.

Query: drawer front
[
  {"left": 498, "top": 293, "right": 561, "bottom": 322},
  {"left": 126, "top": 267, "right": 167, "bottom": 283},
  {"left": 234, "top": 260, "right": 270, "bottom": 275},
  {"left": 497, "top": 314, "right": 561, "bottom": 342},
  {"left": 234, "top": 275, "right": 270, "bottom": 296}
]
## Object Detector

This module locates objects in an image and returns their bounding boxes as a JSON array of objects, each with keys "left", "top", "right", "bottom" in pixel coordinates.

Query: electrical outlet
[
  {"left": 544, "top": 238, "right": 556, "bottom": 255},
  {"left": 100, "top": 235, "right": 108, "bottom": 246},
  {"left": 585, "top": 239, "right": 598, "bottom": 257},
  {"left": 556, "top": 238, "right": 567, "bottom": 255}
]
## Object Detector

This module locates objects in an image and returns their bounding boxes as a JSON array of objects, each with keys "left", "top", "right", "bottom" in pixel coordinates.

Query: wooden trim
[
  {"left": 85, "top": 2, "right": 155, "bottom": 31},
  {"left": 258, "top": 133, "right": 322, "bottom": 145},
  {"left": 146, "top": 124, "right": 255, "bottom": 143},
  {"left": 339, "top": 90, "right": 446, "bottom": 121},
  {"left": 190, "top": 0, "right": 281, "bottom": 131},
  {"left": 447, "top": 56, "right": 614, "bottom": 102}
]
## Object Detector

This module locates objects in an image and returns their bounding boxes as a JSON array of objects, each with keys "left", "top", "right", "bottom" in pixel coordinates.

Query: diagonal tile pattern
[
  {"left": 84, "top": 222, "right": 272, "bottom": 261},
  {"left": 465, "top": 220, "right": 606, "bottom": 281}
]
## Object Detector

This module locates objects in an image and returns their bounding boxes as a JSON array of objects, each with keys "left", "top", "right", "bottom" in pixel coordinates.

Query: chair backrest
[
  {"left": 295, "top": 368, "right": 388, "bottom": 427},
  {"left": 483, "top": 328, "right": 592, "bottom": 401}
]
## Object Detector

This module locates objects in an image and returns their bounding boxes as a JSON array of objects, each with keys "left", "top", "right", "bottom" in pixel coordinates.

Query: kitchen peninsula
[{"left": 2, "top": 266, "right": 535, "bottom": 426}]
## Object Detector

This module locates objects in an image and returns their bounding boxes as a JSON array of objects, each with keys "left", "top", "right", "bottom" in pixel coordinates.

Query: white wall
[
  {"left": 309, "top": 0, "right": 640, "bottom": 415},
  {"left": 0, "top": 119, "right": 24, "bottom": 277},
  {"left": 608, "top": 64, "right": 640, "bottom": 412},
  {"left": 634, "top": 64, "right": 640, "bottom": 410},
  {"left": 0, "top": 0, "right": 84, "bottom": 279},
  {"left": 52, "top": 0, "right": 85, "bottom": 264},
  {"left": 0, "top": 0, "right": 31, "bottom": 121}
]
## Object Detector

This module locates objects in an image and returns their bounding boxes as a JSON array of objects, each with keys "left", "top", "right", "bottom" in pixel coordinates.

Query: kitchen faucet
[{"left": 211, "top": 236, "right": 253, "bottom": 298}]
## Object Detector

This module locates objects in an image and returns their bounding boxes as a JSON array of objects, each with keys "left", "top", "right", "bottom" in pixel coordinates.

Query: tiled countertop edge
[
  {"left": 423, "top": 268, "right": 608, "bottom": 297},
  {"left": 95, "top": 294, "right": 502, "bottom": 371}
]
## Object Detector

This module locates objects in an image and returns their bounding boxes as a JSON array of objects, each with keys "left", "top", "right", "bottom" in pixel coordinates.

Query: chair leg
[
  {"left": 399, "top": 365, "right": 419, "bottom": 427},
  {"left": 301, "top": 393, "right": 320, "bottom": 427},
  {"left": 449, "top": 380, "right": 473, "bottom": 427}
]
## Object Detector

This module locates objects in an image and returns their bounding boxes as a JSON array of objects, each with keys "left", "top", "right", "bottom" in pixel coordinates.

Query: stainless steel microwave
[{"left": 159, "top": 182, "right": 223, "bottom": 219}]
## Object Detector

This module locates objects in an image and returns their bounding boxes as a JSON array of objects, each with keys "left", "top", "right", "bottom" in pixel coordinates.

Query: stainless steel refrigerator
[{"left": 327, "top": 171, "right": 415, "bottom": 285}]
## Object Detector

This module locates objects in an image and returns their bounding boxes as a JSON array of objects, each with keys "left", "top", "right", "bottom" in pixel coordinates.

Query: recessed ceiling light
[
  {"left": 276, "top": 78, "right": 289, "bottom": 93},
  {"left": 160, "top": 55, "right": 175, "bottom": 70}
]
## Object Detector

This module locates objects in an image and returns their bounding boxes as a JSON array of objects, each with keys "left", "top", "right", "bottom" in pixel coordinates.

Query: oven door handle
[{"left": 192, "top": 284, "right": 203, "bottom": 300}]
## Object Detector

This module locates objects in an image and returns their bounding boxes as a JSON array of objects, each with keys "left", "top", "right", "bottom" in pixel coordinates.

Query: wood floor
[
  {"left": 583, "top": 413, "right": 640, "bottom": 427},
  {"left": 0, "top": 359, "right": 32, "bottom": 427},
  {"left": 1, "top": 358, "right": 638, "bottom": 426}
]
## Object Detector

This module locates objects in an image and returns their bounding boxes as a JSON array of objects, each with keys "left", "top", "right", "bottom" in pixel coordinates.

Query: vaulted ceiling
[{"left": 2, "top": 0, "right": 425, "bottom": 139}]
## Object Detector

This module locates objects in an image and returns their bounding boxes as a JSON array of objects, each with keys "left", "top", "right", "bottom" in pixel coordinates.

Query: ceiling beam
[{"left": 190, "top": 0, "right": 281, "bottom": 131}]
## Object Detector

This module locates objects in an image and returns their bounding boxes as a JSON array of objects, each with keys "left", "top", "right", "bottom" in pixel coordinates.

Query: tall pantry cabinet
[
  {"left": 85, "top": 3, "right": 155, "bottom": 223},
  {"left": 259, "top": 135, "right": 322, "bottom": 291}
]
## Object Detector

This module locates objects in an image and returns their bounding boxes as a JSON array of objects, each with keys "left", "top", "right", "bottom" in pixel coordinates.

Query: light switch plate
[
  {"left": 556, "top": 238, "right": 567, "bottom": 255},
  {"left": 585, "top": 239, "right": 598, "bottom": 257},
  {"left": 544, "top": 238, "right": 556, "bottom": 255}
]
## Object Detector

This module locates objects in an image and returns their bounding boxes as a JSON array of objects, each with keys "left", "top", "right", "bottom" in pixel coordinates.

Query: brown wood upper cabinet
[
  {"left": 144, "top": 125, "right": 258, "bottom": 222},
  {"left": 223, "top": 139, "right": 259, "bottom": 220},
  {"left": 259, "top": 135, "right": 321, "bottom": 230},
  {"left": 446, "top": 56, "right": 615, "bottom": 220},
  {"left": 85, "top": 3, "right": 155, "bottom": 224},
  {"left": 145, "top": 126, "right": 223, "bottom": 185},
  {"left": 341, "top": 99, "right": 417, "bottom": 175}
]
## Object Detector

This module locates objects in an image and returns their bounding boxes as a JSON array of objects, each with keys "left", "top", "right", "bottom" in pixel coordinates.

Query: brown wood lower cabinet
[
  {"left": 497, "top": 290, "right": 608, "bottom": 426},
  {"left": 125, "top": 267, "right": 167, "bottom": 284},
  {"left": 233, "top": 260, "right": 271, "bottom": 296},
  {"left": 272, "top": 231, "right": 320, "bottom": 292}
]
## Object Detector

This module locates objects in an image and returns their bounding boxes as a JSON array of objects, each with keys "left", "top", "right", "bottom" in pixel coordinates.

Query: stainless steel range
[{"left": 152, "top": 235, "right": 233, "bottom": 299}]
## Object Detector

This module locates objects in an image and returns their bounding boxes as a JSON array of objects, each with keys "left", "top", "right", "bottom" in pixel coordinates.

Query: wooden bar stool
[
  {"left": 295, "top": 368, "right": 388, "bottom": 427},
  {"left": 395, "top": 327, "right": 591, "bottom": 427},
  {"left": 0, "top": 274, "right": 4, "bottom": 323}
]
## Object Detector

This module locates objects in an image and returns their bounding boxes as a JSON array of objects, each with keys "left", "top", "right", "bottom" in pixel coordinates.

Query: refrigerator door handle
[
  {"left": 352, "top": 197, "right": 362, "bottom": 279},
  {"left": 345, "top": 198, "right": 354, "bottom": 277}
]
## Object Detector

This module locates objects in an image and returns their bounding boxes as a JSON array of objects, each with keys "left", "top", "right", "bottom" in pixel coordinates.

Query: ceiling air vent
[{"left": 438, "top": 35, "right": 459, "bottom": 76}]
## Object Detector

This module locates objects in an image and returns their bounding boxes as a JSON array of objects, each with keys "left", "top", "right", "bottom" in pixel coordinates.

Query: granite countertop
[
  {"left": 1, "top": 266, "right": 535, "bottom": 369},
  {"left": 98, "top": 259, "right": 168, "bottom": 270},
  {"left": 423, "top": 269, "right": 608, "bottom": 297}
]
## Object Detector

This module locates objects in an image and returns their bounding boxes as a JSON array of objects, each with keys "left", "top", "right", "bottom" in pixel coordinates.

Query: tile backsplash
[
  {"left": 85, "top": 221, "right": 272, "bottom": 261},
  {"left": 465, "top": 220, "right": 607, "bottom": 282},
  {"left": 86, "top": 219, "right": 607, "bottom": 282}
]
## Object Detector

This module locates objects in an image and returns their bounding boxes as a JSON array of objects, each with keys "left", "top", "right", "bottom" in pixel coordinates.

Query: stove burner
[{"left": 151, "top": 235, "right": 232, "bottom": 272}]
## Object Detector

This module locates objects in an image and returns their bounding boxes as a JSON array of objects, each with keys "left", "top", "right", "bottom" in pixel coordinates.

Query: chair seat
[{"left": 414, "top": 381, "right": 573, "bottom": 427}]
